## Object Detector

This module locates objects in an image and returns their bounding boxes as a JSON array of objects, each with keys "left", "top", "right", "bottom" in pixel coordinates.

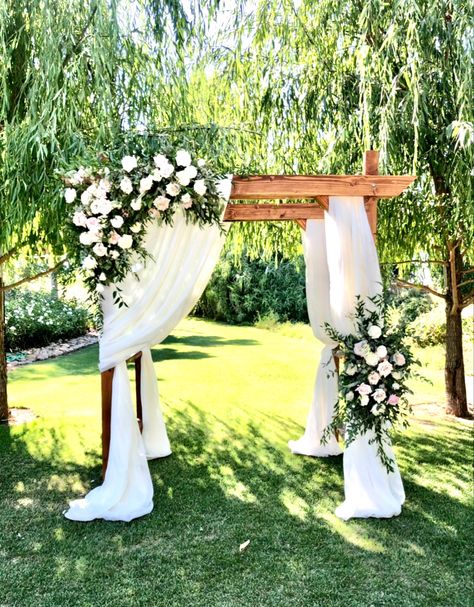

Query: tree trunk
[
  {"left": 50, "top": 270, "right": 59, "bottom": 299},
  {"left": 444, "top": 246, "right": 468, "bottom": 417},
  {"left": 0, "top": 272, "right": 8, "bottom": 423}
]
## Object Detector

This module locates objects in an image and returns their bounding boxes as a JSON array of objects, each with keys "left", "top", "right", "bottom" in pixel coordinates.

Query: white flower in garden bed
[
  {"left": 63, "top": 140, "right": 225, "bottom": 311},
  {"left": 121, "top": 155, "right": 137, "bottom": 172}
]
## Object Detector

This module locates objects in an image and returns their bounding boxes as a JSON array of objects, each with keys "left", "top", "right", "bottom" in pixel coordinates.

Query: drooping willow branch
[{"left": 1, "top": 259, "right": 67, "bottom": 292}]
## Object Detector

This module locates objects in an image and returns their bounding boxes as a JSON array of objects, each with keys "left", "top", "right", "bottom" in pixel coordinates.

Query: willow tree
[
  {"left": 182, "top": 0, "right": 473, "bottom": 416},
  {"left": 0, "top": 0, "right": 214, "bottom": 422}
]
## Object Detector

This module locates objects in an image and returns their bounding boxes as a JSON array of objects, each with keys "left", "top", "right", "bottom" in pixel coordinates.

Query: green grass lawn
[{"left": 1, "top": 318, "right": 472, "bottom": 607}]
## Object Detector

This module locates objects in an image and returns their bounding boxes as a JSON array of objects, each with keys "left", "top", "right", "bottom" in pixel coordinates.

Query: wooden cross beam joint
[{"left": 224, "top": 151, "right": 415, "bottom": 237}]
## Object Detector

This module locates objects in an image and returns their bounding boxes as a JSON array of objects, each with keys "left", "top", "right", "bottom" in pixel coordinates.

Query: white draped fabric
[
  {"left": 288, "top": 220, "right": 342, "bottom": 457},
  {"left": 65, "top": 182, "right": 231, "bottom": 522},
  {"left": 290, "top": 196, "right": 405, "bottom": 520}
]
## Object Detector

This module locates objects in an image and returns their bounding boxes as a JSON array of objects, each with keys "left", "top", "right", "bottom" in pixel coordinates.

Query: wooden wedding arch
[{"left": 100, "top": 151, "right": 415, "bottom": 475}]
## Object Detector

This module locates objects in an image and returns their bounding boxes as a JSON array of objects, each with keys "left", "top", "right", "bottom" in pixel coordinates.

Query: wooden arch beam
[{"left": 228, "top": 174, "right": 415, "bottom": 200}]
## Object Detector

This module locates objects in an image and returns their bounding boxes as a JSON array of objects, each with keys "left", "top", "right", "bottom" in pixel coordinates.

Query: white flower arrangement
[
  {"left": 63, "top": 140, "right": 226, "bottom": 309},
  {"left": 322, "top": 295, "right": 418, "bottom": 471}
]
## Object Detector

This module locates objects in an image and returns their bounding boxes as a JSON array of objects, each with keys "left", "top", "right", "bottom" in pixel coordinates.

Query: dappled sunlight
[
  {"left": 2, "top": 317, "right": 472, "bottom": 606},
  {"left": 319, "top": 512, "right": 386, "bottom": 553},
  {"left": 280, "top": 488, "right": 308, "bottom": 521},
  {"left": 213, "top": 465, "right": 257, "bottom": 504}
]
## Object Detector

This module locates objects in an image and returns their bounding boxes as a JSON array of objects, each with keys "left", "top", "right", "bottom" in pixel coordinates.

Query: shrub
[
  {"left": 194, "top": 253, "right": 309, "bottom": 325},
  {"left": 409, "top": 303, "right": 473, "bottom": 347},
  {"left": 5, "top": 289, "right": 91, "bottom": 351},
  {"left": 388, "top": 287, "right": 434, "bottom": 325}
]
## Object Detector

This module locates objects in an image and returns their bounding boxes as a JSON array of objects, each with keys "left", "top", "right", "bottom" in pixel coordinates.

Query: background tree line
[{"left": 1, "top": 0, "right": 472, "bottom": 420}]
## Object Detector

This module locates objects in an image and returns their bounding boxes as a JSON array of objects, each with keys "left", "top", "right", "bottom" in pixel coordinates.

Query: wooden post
[
  {"left": 363, "top": 150, "right": 379, "bottom": 240},
  {"left": 135, "top": 353, "right": 143, "bottom": 432},
  {"left": 101, "top": 368, "right": 114, "bottom": 478}
]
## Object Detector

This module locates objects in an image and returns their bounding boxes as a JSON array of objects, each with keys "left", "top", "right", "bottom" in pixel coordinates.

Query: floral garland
[
  {"left": 62, "top": 144, "right": 226, "bottom": 309},
  {"left": 322, "top": 295, "right": 418, "bottom": 471}
]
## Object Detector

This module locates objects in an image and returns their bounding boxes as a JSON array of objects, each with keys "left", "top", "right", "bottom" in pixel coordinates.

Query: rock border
[{"left": 7, "top": 332, "right": 98, "bottom": 371}]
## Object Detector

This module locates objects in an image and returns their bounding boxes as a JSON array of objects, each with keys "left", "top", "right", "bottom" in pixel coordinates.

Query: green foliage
[
  {"left": 388, "top": 288, "right": 434, "bottom": 325},
  {"left": 5, "top": 290, "right": 90, "bottom": 351},
  {"left": 193, "top": 253, "right": 309, "bottom": 324},
  {"left": 409, "top": 305, "right": 474, "bottom": 347}
]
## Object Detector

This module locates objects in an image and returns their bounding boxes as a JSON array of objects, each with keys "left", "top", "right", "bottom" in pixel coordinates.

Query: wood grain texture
[
  {"left": 362, "top": 150, "right": 380, "bottom": 239},
  {"left": 101, "top": 368, "right": 114, "bottom": 478},
  {"left": 224, "top": 204, "right": 325, "bottom": 221},
  {"left": 229, "top": 175, "right": 415, "bottom": 200}
]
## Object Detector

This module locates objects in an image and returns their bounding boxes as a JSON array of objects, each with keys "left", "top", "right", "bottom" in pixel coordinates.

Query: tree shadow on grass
[
  {"left": 0, "top": 401, "right": 472, "bottom": 607},
  {"left": 150, "top": 347, "right": 213, "bottom": 363},
  {"left": 163, "top": 334, "right": 260, "bottom": 348}
]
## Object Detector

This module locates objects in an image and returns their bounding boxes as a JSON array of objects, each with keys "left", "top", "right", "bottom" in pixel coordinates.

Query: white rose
[
  {"left": 376, "top": 345, "right": 388, "bottom": 359},
  {"left": 110, "top": 250, "right": 120, "bottom": 260},
  {"left": 371, "top": 404, "right": 381, "bottom": 416},
  {"left": 99, "top": 178, "right": 111, "bottom": 192},
  {"left": 393, "top": 352, "right": 406, "bottom": 366},
  {"left": 356, "top": 383, "right": 372, "bottom": 396},
  {"left": 176, "top": 149, "right": 192, "bottom": 167},
  {"left": 193, "top": 179, "right": 207, "bottom": 196},
  {"left": 86, "top": 217, "right": 100, "bottom": 231},
  {"left": 81, "top": 189, "right": 93, "bottom": 205},
  {"left": 354, "top": 340, "right": 370, "bottom": 357},
  {"left": 345, "top": 362, "right": 357, "bottom": 376},
  {"left": 64, "top": 188, "right": 77, "bottom": 203},
  {"left": 197, "top": 158, "right": 206, "bottom": 167},
  {"left": 79, "top": 231, "right": 95, "bottom": 246},
  {"left": 151, "top": 169, "right": 162, "bottom": 182},
  {"left": 72, "top": 211, "right": 87, "bottom": 227},
  {"left": 130, "top": 223, "right": 142, "bottom": 233},
  {"left": 345, "top": 391, "right": 354, "bottom": 402},
  {"left": 368, "top": 371, "right": 380, "bottom": 385},
  {"left": 131, "top": 198, "right": 142, "bottom": 211},
  {"left": 96, "top": 283, "right": 105, "bottom": 293},
  {"left": 96, "top": 198, "right": 113, "bottom": 216},
  {"left": 71, "top": 168, "right": 86, "bottom": 185},
  {"left": 99, "top": 272, "right": 106, "bottom": 281},
  {"left": 365, "top": 352, "right": 379, "bottom": 367},
  {"left": 153, "top": 196, "right": 170, "bottom": 211},
  {"left": 139, "top": 176, "right": 154, "bottom": 193},
  {"left": 131, "top": 263, "right": 143, "bottom": 273},
  {"left": 160, "top": 162, "right": 174, "bottom": 179},
  {"left": 90, "top": 200, "right": 102, "bottom": 215},
  {"left": 110, "top": 215, "right": 124, "bottom": 229},
  {"left": 183, "top": 165, "right": 198, "bottom": 179},
  {"left": 181, "top": 193, "right": 193, "bottom": 209},
  {"left": 120, "top": 177, "right": 133, "bottom": 194},
  {"left": 377, "top": 360, "right": 393, "bottom": 377},
  {"left": 392, "top": 382, "right": 400, "bottom": 390},
  {"left": 93, "top": 242, "right": 107, "bottom": 257},
  {"left": 153, "top": 154, "right": 169, "bottom": 169},
  {"left": 82, "top": 255, "right": 97, "bottom": 270},
  {"left": 117, "top": 234, "right": 133, "bottom": 249},
  {"left": 392, "top": 371, "right": 402, "bottom": 380},
  {"left": 121, "top": 155, "right": 137, "bottom": 172},
  {"left": 166, "top": 182, "right": 181, "bottom": 197},
  {"left": 108, "top": 231, "right": 120, "bottom": 245},
  {"left": 373, "top": 388, "right": 386, "bottom": 403},
  {"left": 368, "top": 325, "right": 382, "bottom": 339},
  {"left": 360, "top": 395, "right": 370, "bottom": 406},
  {"left": 175, "top": 169, "right": 191, "bottom": 186}
]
